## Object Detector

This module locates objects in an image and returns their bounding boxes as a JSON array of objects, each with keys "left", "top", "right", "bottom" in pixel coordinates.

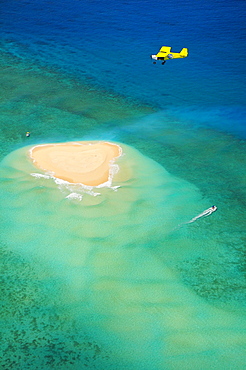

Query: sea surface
[{"left": 0, "top": 0, "right": 245, "bottom": 369}]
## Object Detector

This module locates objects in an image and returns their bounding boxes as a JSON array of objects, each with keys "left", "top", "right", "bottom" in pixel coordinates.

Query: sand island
[{"left": 29, "top": 141, "right": 122, "bottom": 186}]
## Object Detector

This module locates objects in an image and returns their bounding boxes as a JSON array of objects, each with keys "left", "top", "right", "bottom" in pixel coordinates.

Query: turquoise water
[{"left": 0, "top": 0, "right": 246, "bottom": 369}]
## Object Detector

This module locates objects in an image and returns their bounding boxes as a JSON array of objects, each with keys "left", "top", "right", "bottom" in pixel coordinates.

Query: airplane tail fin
[{"left": 180, "top": 48, "right": 188, "bottom": 57}]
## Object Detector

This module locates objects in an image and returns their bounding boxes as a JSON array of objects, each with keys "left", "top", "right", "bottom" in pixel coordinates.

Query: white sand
[{"left": 29, "top": 141, "right": 121, "bottom": 186}]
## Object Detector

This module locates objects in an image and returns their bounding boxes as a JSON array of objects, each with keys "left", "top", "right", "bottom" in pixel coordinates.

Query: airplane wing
[
  {"left": 159, "top": 46, "right": 171, "bottom": 53},
  {"left": 156, "top": 46, "right": 171, "bottom": 58}
]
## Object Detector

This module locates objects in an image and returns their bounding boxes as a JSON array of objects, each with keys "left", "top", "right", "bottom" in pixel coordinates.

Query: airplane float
[{"left": 151, "top": 46, "right": 188, "bottom": 65}]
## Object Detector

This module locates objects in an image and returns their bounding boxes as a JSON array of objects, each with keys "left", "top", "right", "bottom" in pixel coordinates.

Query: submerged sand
[{"left": 29, "top": 141, "right": 121, "bottom": 186}]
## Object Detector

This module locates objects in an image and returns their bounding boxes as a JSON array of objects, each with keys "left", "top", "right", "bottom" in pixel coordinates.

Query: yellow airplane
[{"left": 151, "top": 46, "right": 188, "bottom": 65}]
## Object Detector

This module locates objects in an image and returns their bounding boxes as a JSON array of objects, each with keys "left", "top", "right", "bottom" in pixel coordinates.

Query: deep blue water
[{"left": 1, "top": 0, "right": 246, "bottom": 137}]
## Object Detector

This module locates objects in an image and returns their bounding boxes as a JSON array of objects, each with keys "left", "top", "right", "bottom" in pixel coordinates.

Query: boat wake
[{"left": 187, "top": 206, "right": 217, "bottom": 224}]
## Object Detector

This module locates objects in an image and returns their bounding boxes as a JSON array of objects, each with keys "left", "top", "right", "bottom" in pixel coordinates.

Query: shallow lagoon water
[
  {"left": 0, "top": 0, "right": 246, "bottom": 368},
  {"left": 1, "top": 134, "right": 245, "bottom": 369}
]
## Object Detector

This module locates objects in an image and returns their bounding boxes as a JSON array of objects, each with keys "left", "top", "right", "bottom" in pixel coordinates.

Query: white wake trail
[{"left": 187, "top": 206, "right": 217, "bottom": 224}]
